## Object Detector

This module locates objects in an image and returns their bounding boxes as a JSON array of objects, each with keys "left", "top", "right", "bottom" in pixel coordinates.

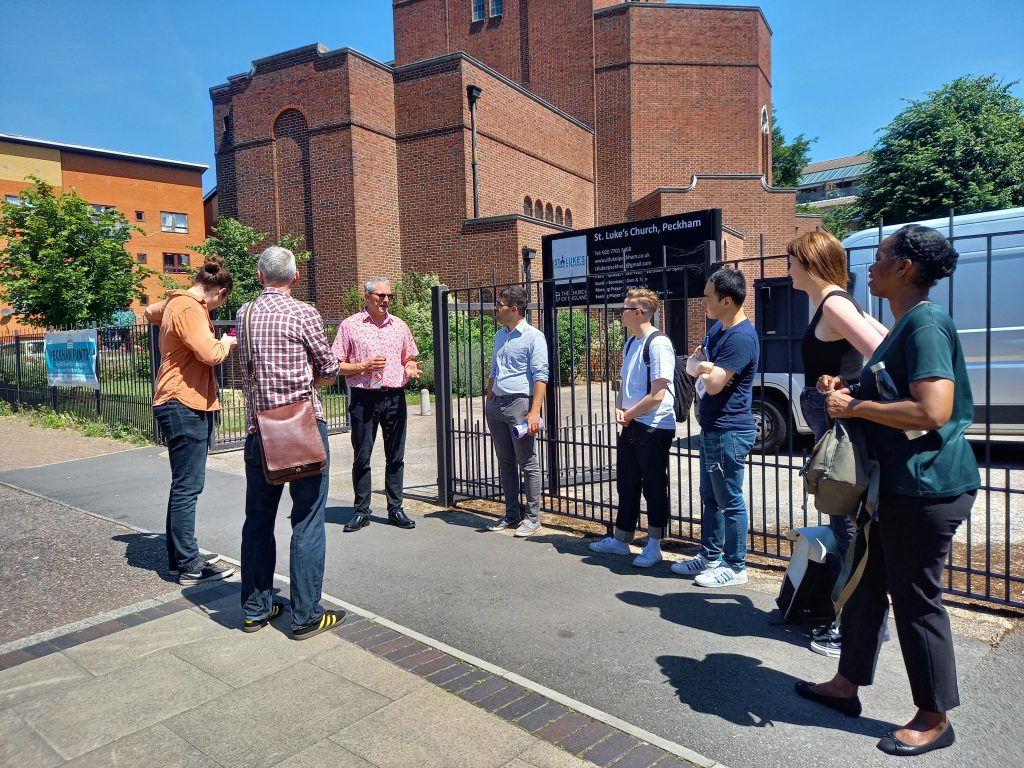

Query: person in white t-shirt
[{"left": 589, "top": 288, "right": 676, "bottom": 567}]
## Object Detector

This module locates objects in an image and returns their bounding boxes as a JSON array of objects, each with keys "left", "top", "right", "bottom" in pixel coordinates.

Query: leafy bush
[
  {"left": 449, "top": 312, "right": 496, "bottom": 397},
  {"left": 555, "top": 310, "right": 589, "bottom": 384}
]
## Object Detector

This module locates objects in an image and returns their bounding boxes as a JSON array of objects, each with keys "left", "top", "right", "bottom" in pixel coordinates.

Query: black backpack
[{"left": 624, "top": 331, "right": 694, "bottom": 422}]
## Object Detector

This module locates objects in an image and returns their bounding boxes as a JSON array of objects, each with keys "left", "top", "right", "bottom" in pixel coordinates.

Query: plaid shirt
[{"left": 236, "top": 288, "right": 339, "bottom": 433}]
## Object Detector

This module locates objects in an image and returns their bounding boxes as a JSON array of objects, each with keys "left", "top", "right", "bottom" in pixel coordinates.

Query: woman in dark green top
[{"left": 794, "top": 225, "right": 979, "bottom": 757}]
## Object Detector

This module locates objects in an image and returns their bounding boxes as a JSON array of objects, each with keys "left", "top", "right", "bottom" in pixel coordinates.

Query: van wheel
[{"left": 753, "top": 397, "right": 788, "bottom": 453}]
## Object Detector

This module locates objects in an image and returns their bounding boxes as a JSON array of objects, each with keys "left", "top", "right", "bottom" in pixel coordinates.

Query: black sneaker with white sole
[
  {"left": 178, "top": 561, "right": 234, "bottom": 585},
  {"left": 170, "top": 554, "right": 223, "bottom": 576}
]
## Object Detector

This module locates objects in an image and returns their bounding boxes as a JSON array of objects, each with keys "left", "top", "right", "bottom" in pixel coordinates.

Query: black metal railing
[
  {"left": 432, "top": 242, "right": 1024, "bottom": 609},
  {"left": 0, "top": 320, "right": 349, "bottom": 450}
]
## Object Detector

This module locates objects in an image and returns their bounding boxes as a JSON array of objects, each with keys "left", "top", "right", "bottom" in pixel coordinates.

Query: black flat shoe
[
  {"left": 877, "top": 722, "right": 955, "bottom": 756},
  {"left": 343, "top": 512, "right": 370, "bottom": 532},
  {"left": 794, "top": 681, "right": 862, "bottom": 717},
  {"left": 388, "top": 510, "right": 416, "bottom": 529}
]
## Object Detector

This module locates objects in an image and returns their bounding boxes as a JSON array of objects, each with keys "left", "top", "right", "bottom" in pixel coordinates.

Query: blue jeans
[
  {"left": 800, "top": 387, "right": 856, "bottom": 565},
  {"left": 241, "top": 421, "right": 330, "bottom": 629},
  {"left": 154, "top": 400, "right": 213, "bottom": 574},
  {"left": 699, "top": 429, "right": 756, "bottom": 570}
]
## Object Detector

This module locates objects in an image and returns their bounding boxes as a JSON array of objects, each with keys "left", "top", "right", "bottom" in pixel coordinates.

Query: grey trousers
[{"left": 485, "top": 394, "right": 541, "bottom": 523}]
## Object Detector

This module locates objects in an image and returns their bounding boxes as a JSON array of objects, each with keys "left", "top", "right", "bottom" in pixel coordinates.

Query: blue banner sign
[{"left": 45, "top": 330, "right": 100, "bottom": 389}]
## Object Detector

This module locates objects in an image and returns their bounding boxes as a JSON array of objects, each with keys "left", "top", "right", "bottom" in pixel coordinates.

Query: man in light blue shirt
[{"left": 484, "top": 285, "right": 549, "bottom": 537}]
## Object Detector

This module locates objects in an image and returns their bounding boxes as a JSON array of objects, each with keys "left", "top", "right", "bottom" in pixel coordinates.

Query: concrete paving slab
[
  {"left": 275, "top": 739, "right": 376, "bottom": 768},
  {"left": 171, "top": 611, "right": 345, "bottom": 689},
  {"left": 165, "top": 660, "right": 390, "bottom": 768},
  {"left": 0, "top": 651, "right": 91, "bottom": 712},
  {"left": 60, "top": 724, "right": 222, "bottom": 768},
  {"left": 0, "top": 707, "right": 62, "bottom": 768},
  {"left": 309, "top": 640, "right": 429, "bottom": 700},
  {"left": 332, "top": 684, "right": 535, "bottom": 768},
  {"left": 513, "top": 739, "right": 600, "bottom": 768},
  {"left": 15, "top": 651, "right": 230, "bottom": 761},
  {"left": 62, "top": 606, "right": 228, "bottom": 676}
]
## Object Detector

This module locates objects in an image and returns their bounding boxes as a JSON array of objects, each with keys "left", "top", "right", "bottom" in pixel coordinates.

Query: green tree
[
  {"left": 797, "top": 202, "right": 861, "bottom": 240},
  {"left": 771, "top": 106, "right": 817, "bottom": 188},
  {"left": 0, "top": 177, "right": 149, "bottom": 327},
  {"left": 189, "top": 217, "right": 311, "bottom": 320},
  {"left": 856, "top": 75, "right": 1024, "bottom": 224}
]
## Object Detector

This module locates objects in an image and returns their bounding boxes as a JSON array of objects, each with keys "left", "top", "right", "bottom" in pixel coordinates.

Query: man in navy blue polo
[{"left": 673, "top": 269, "right": 759, "bottom": 587}]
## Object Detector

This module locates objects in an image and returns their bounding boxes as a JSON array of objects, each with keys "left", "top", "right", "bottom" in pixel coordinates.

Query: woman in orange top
[{"left": 147, "top": 258, "right": 237, "bottom": 584}]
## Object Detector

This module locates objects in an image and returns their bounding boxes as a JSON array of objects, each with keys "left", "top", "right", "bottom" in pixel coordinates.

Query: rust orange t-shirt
[{"left": 147, "top": 291, "right": 232, "bottom": 412}]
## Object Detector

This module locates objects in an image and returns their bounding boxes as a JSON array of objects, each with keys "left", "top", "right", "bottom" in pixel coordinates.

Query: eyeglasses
[
  {"left": 622, "top": 305, "right": 642, "bottom": 313},
  {"left": 370, "top": 292, "right": 394, "bottom": 300},
  {"left": 495, "top": 302, "right": 509, "bottom": 309}
]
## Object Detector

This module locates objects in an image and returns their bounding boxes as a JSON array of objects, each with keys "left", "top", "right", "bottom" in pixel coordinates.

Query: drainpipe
[{"left": 467, "top": 85, "right": 483, "bottom": 218}]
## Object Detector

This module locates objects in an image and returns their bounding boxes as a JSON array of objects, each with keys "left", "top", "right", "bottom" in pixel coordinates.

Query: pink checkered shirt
[
  {"left": 237, "top": 288, "right": 340, "bottom": 433},
  {"left": 333, "top": 309, "right": 419, "bottom": 389}
]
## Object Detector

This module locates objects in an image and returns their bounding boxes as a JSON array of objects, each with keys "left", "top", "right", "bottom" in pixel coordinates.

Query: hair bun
[{"left": 202, "top": 257, "right": 223, "bottom": 274}]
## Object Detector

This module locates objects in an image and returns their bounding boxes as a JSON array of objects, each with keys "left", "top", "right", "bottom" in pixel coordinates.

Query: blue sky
[{"left": 4, "top": 1, "right": 1023, "bottom": 192}]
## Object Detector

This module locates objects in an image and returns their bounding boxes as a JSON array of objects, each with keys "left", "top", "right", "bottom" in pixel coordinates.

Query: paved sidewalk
[{"left": 0, "top": 421, "right": 704, "bottom": 768}]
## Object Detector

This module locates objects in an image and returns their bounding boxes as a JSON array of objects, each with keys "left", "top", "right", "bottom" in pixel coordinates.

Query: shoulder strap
[{"left": 641, "top": 331, "right": 673, "bottom": 398}]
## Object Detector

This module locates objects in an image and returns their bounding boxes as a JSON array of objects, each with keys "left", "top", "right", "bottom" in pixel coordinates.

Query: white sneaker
[
  {"left": 514, "top": 519, "right": 542, "bottom": 538},
  {"left": 588, "top": 536, "right": 631, "bottom": 555},
  {"left": 694, "top": 564, "right": 748, "bottom": 588},
  {"left": 670, "top": 554, "right": 721, "bottom": 576},
  {"left": 633, "top": 541, "right": 663, "bottom": 568}
]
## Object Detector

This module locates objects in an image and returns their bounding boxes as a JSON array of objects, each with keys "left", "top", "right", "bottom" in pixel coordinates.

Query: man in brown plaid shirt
[{"left": 237, "top": 246, "right": 344, "bottom": 640}]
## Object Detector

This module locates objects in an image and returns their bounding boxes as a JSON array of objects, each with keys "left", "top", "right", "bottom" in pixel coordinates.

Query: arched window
[
  {"left": 555, "top": 206, "right": 563, "bottom": 225},
  {"left": 545, "top": 203, "right": 553, "bottom": 222},
  {"left": 534, "top": 199, "right": 543, "bottom": 219},
  {"left": 523, "top": 196, "right": 532, "bottom": 216},
  {"left": 564, "top": 209, "right": 573, "bottom": 228}
]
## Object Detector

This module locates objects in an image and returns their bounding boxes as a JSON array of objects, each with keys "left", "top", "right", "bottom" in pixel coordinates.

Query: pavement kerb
[{"left": 2, "top": 478, "right": 728, "bottom": 768}]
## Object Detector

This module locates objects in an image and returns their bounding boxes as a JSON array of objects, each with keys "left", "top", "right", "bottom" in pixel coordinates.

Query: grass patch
[{"left": 0, "top": 402, "right": 151, "bottom": 446}]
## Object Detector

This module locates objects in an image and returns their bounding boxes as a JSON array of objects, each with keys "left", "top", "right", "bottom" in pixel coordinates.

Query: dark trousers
[
  {"left": 839, "top": 489, "right": 975, "bottom": 712},
  {"left": 349, "top": 387, "right": 407, "bottom": 516},
  {"left": 241, "top": 421, "right": 330, "bottom": 629},
  {"left": 154, "top": 400, "right": 213, "bottom": 573},
  {"left": 615, "top": 422, "right": 674, "bottom": 542}
]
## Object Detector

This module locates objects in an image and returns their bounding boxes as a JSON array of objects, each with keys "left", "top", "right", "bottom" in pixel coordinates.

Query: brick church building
[{"left": 210, "top": 0, "right": 819, "bottom": 317}]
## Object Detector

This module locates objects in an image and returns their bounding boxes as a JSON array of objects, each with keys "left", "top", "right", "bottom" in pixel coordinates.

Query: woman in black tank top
[{"left": 786, "top": 231, "right": 888, "bottom": 657}]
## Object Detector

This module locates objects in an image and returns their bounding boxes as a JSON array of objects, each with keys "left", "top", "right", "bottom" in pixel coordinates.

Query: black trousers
[
  {"left": 839, "top": 488, "right": 975, "bottom": 712},
  {"left": 614, "top": 421, "right": 674, "bottom": 542},
  {"left": 349, "top": 387, "right": 407, "bottom": 516}
]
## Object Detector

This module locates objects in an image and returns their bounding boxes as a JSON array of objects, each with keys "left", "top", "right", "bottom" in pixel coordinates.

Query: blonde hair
[
  {"left": 787, "top": 231, "right": 849, "bottom": 289},
  {"left": 625, "top": 287, "right": 660, "bottom": 316}
]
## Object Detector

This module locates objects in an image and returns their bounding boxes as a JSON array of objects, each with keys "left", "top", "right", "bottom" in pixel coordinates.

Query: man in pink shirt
[{"left": 333, "top": 278, "right": 421, "bottom": 532}]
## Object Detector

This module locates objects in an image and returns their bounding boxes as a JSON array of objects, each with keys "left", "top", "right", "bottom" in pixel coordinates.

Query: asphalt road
[{"left": 3, "top": 444, "right": 1020, "bottom": 768}]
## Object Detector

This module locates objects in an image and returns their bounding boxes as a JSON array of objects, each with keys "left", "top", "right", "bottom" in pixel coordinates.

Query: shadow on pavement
[
  {"left": 112, "top": 532, "right": 178, "bottom": 583},
  {"left": 656, "top": 652, "right": 894, "bottom": 735},
  {"left": 618, "top": 590, "right": 813, "bottom": 646},
  {"left": 325, "top": 504, "right": 360, "bottom": 527}
]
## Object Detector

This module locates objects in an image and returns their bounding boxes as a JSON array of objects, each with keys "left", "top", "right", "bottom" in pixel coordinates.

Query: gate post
[{"left": 431, "top": 285, "right": 454, "bottom": 507}]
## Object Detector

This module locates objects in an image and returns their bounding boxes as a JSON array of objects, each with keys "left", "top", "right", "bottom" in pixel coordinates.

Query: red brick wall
[
  {"left": 395, "top": 56, "right": 593, "bottom": 284},
  {"left": 594, "top": 4, "right": 772, "bottom": 223},
  {"left": 394, "top": 0, "right": 596, "bottom": 126}
]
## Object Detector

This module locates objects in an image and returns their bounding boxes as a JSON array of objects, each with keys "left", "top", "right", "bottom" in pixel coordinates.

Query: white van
[{"left": 754, "top": 207, "right": 1024, "bottom": 449}]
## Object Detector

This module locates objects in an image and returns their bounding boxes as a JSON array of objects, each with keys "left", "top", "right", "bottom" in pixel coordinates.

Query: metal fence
[
  {"left": 0, "top": 320, "right": 349, "bottom": 450},
  {"left": 431, "top": 241, "right": 1024, "bottom": 609}
]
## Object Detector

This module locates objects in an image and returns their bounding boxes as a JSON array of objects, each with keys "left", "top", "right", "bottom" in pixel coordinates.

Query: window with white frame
[
  {"left": 161, "top": 211, "right": 189, "bottom": 233},
  {"left": 472, "top": 0, "right": 485, "bottom": 21},
  {"left": 163, "top": 252, "right": 190, "bottom": 273},
  {"left": 4, "top": 195, "right": 23, "bottom": 206},
  {"left": 490, "top": 0, "right": 503, "bottom": 16}
]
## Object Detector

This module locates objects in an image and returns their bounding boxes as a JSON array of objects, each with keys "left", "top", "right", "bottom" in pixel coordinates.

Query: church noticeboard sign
[{"left": 542, "top": 209, "right": 721, "bottom": 305}]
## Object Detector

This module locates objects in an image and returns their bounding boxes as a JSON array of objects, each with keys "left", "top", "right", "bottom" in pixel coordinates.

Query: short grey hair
[
  {"left": 364, "top": 277, "right": 391, "bottom": 293},
  {"left": 258, "top": 246, "right": 297, "bottom": 286}
]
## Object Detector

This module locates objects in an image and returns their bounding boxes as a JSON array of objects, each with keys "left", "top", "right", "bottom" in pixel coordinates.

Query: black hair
[
  {"left": 497, "top": 284, "right": 529, "bottom": 314},
  {"left": 192, "top": 255, "right": 233, "bottom": 293},
  {"left": 708, "top": 268, "right": 746, "bottom": 305},
  {"left": 889, "top": 225, "right": 959, "bottom": 287}
]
